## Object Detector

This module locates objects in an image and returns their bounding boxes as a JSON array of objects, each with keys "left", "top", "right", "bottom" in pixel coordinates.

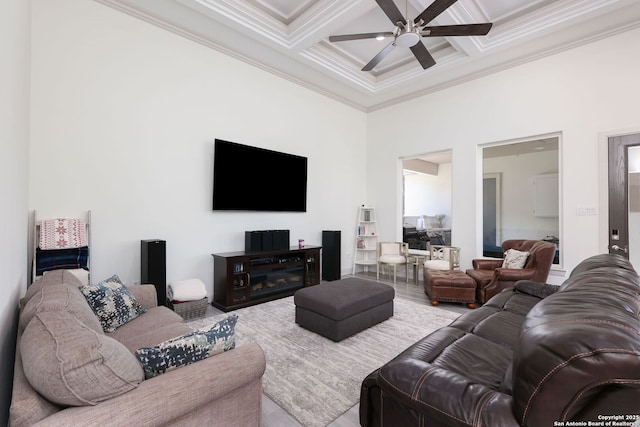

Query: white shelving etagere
[{"left": 353, "top": 206, "right": 378, "bottom": 274}]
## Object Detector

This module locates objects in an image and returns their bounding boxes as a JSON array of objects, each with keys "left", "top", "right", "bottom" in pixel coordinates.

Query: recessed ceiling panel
[
  {"left": 477, "top": 0, "right": 554, "bottom": 22},
  {"left": 250, "top": 0, "right": 317, "bottom": 24}
]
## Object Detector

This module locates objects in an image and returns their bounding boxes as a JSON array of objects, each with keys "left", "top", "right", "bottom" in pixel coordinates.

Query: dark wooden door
[{"left": 608, "top": 133, "right": 640, "bottom": 258}]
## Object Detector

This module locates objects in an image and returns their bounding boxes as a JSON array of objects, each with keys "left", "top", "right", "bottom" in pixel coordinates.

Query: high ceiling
[{"left": 96, "top": 0, "right": 640, "bottom": 111}]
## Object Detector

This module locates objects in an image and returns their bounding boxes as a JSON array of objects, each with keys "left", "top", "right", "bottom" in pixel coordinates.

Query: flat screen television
[{"left": 212, "top": 139, "right": 307, "bottom": 212}]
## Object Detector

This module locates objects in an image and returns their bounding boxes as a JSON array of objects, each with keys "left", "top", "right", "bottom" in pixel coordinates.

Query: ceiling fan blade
[
  {"left": 410, "top": 42, "right": 436, "bottom": 70},
  {"left": 329, "top": 32, "right": 394, "bottom": 42},
  {"left": 375, "top": 0, "right": 406, "bottom": 25},
  {"left": 421, "top": 23, "right": 493, "bottom": 37},
  {"left": 414, "top": 0, "right": 458, "bottom": 25},
  {"left": 362, "top": 42, "right": 396, "bottom": 71}
]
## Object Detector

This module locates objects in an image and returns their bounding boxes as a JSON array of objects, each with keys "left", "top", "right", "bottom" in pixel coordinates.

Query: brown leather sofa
[
  {"left": 360, "top": 253, "right": 640, "bottom": 426},
  {"left": 466, "top": 239, "right": 556, "bottom": 303}
]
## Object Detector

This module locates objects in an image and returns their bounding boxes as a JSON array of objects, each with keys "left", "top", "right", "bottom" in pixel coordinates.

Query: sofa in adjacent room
[
  {"left": 10, "top": 270, "right": 266, "bottom": 427},
  {"left": 360, "top": 253, "right": 640, "bottom": 426}
]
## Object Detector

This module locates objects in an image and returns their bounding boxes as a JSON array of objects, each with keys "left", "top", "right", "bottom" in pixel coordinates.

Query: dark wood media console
[{"left": 212, "top": 246, "right": 321, "bottom": 312}]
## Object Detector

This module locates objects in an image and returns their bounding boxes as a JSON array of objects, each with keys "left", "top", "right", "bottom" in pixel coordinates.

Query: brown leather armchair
[{"left": 466, "top": 239, "right": 556, "bottom": 303}]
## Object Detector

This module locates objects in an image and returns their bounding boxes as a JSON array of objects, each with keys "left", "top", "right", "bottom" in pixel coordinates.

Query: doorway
[
  {"left": 402, "top": 151, "right": 452, "bottom": 250},
  {"left": 607, "top": 133, "right": 640, "bottom": 263},
  {"left": 481, "top": 135, "right": 560, "bottom": 263},
  {"left": 483, "top": 173, "right": 501, "bottom": 256}
]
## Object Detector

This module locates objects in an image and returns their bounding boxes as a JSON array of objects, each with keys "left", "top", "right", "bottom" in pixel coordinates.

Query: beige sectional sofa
[{"left": 10, "top": 270, "right": 266, "bottom": 426}]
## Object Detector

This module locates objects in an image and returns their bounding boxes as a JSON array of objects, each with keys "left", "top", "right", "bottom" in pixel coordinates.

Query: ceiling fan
[{"left": 329, "top": 0, "right": 493, "bottom": 72}]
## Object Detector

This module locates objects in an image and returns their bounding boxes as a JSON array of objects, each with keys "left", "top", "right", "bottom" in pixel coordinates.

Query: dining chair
[
  {"left": 377, "top": 242, "right": 409, "bottom": 284},
  {"left": 423, "top": 245, "right": 460, "bottom": 271}
]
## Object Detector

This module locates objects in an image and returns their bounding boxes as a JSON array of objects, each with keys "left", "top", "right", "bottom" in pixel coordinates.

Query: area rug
[{"left": 188, "top": 294, "right": 460, "bottom": 427}]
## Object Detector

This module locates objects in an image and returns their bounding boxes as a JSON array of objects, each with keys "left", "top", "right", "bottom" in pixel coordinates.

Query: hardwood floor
[{"left": 202, "top": 270, "right": 470, "bottom": 427}]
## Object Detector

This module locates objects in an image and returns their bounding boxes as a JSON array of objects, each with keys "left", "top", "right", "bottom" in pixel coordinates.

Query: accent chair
[
  {"left": 377, "top": 242, "right": 409, "bottom": 283},
  {"left": 466, "top": 239, "right": 556, "bottom": 303},
  {"left": 423, "top": 245, "right": 460, "bottom": 271}
]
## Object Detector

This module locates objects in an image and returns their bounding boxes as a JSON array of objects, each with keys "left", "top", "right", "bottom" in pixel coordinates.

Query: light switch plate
[{"left": 576, "top": 206, "right": 597, "bottom": 215}]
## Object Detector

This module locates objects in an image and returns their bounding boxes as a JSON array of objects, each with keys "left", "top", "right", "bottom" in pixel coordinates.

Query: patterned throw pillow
[
  {"left": 502, "top": 249, "right": 530, "bottom": 269},
  {"left": 81, "top": 275, "right": 146, "bottom": 332},
  {"left": 135, "top": 314, "right": 238, "bottom": 379}
]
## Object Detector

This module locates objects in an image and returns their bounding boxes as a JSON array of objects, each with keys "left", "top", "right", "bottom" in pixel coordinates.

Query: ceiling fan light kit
[
  {"left": 395, "top": 31, "right": 420, "bottom": 47},
  {"left": 329, "top": 0, "right": 493, "bottom": 72},
  {"left": 394, "top": 20, "right": 421, "bottom": 47}
]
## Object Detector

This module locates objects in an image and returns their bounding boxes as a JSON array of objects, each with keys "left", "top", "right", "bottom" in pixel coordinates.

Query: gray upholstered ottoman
[{"left": 294, "top": 277, "right": 394, "bottom": 342}]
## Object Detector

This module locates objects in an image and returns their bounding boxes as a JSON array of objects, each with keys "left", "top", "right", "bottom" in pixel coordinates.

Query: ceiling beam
[{"left": 403, "top": 159, "right": 439, "bottom": 175}]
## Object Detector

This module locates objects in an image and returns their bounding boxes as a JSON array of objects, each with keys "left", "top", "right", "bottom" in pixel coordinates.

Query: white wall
[
  {"left": 367, "top": 27, "right": 640, "bottom": 282},
  {"left": 0, "top": 0, "right": 30, "bottom": 423},
  {"left": 29, "top": 0, "right": 367, "bottom": 295}
]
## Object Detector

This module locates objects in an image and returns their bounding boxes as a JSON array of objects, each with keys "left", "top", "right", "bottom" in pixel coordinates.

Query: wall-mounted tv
[{"left": 212, "top": 139, "right": 308, "bottom": 212}]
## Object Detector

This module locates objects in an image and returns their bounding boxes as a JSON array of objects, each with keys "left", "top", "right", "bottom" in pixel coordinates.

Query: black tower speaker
[
  {"left": 322, "top": 230, "right": 341, "bottom": 281},
  {"left": 141, "top": 239, "right": 167, "bottom": 306}
]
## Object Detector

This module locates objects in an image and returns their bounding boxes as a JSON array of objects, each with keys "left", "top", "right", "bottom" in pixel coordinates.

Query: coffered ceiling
[{"left": 96, "top": 0, "right": 640, "bottom": 111}]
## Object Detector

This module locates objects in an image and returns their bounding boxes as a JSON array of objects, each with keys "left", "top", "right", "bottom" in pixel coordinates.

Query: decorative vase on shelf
[{"left": 435, "top": 214, "right": 445, "bottom": 228}]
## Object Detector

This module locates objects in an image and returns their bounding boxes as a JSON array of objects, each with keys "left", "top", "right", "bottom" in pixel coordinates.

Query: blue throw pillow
[
  {"left": 81, "top": 274, "right": 146, "bottom": 332},
  {"left": 135, "top": 314, "right": 238, "bottom": 378}
]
